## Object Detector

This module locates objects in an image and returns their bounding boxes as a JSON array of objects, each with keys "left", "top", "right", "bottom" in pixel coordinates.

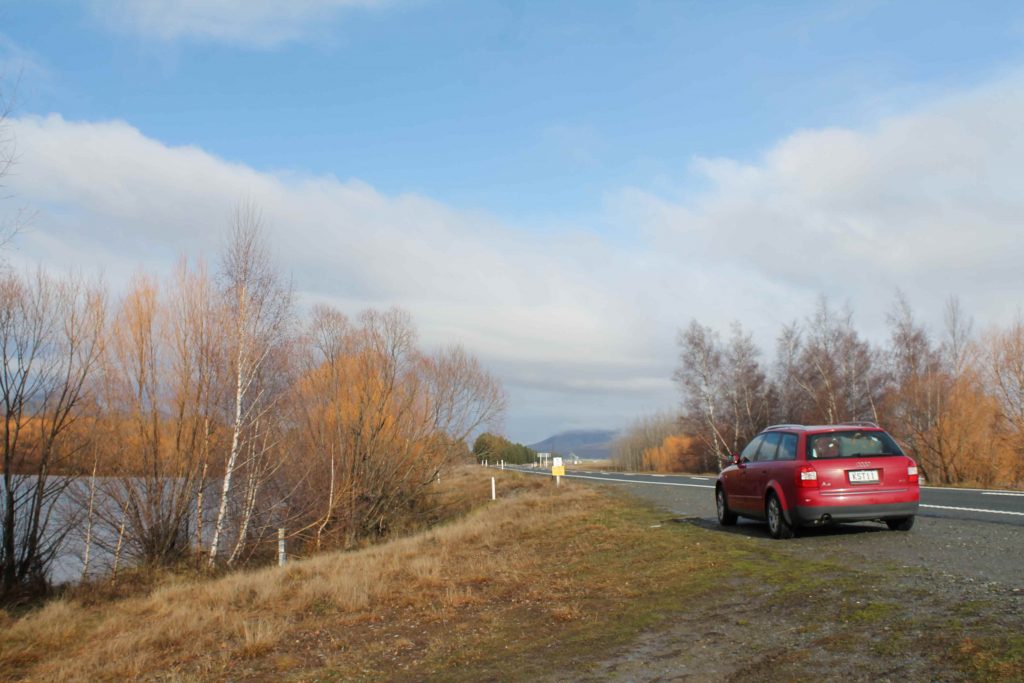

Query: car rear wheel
[
  {"left": 885, "top": 515, "right": 915, "bottom": 531},
  {"left": 716, "top": 487, "right": 737, "bottom": 526},
  {"left": 766, "top": 493, "right": 795, "bottom": 539}
]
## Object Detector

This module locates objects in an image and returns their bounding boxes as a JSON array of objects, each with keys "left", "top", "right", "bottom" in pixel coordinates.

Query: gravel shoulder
[
  {"left": 617, "top": 480, "right": 1024, "bottom": 586},
  {"left": 565, "top": 481, "right": 1024, "bottom": 682}
]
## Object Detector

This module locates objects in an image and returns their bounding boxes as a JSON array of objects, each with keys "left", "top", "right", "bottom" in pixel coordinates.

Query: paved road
[{"left": 502, "top": 466, "right": 1024, "bottom": 526}]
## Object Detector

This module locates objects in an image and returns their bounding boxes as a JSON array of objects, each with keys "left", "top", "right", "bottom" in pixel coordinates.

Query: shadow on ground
[{"left": 669, "top": 515, "right": 890, "bottom": 540}]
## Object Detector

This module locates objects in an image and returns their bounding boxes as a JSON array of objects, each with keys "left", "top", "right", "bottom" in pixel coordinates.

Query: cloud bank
[
  {"left": 6, "top": 114, "right": 670, "bottom": 441},
  {"left": 6, "top": 76, "right": 1024, "bottom": 441}
]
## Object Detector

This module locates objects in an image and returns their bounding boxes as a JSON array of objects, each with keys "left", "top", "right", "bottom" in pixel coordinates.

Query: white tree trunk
[
  {"left": 315, "top": 450, "right": 336, "bottom": 551},
  {"left": 209, "top": 348, "right": 245, "bottom": 566},
  {"left": 112, "top": 508, "right": 127, "bottom": 579},
  {"left": 227, "top": 431, "right": 260, "bottom": 566},
  {"left": 195, "top": 417, "right": 210, "bottom": 551},
  {"left": 80, "top": 455, "right": 99, "bottom": 580},
  {"left": 196, "top": 459, "right": 208, "bottom": 550}
]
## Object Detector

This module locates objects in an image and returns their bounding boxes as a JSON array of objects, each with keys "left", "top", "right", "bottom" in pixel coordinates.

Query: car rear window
[{"left": 806, "top": 431, "right": 904, "bottom": 460}]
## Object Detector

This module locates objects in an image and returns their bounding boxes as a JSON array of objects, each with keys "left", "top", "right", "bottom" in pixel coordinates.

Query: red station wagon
[{"left": 715, "top": 422, "right": 920, "bottom": 539}]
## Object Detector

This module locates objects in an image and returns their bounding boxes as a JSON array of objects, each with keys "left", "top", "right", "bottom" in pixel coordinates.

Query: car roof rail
[
  {"left": 839, "top": 420, "right": 880, "bottom": 428},
  {"left": 763, "top": 423, "right": 804, "bottom": 431}
]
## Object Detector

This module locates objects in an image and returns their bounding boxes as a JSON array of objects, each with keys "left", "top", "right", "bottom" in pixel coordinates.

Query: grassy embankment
[{"left": 1, "top": 467, "right": 1021, "bottom": 682}]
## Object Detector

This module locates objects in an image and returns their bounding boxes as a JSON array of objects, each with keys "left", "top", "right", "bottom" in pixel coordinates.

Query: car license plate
[{"left": 848, "top": 469, "right": 879, "bottom": 484}]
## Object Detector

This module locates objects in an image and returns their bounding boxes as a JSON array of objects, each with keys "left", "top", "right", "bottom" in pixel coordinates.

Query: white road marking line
[
  {"left": 920, "top": 504, "right": 1024, "bottom": 517},
  {"left": 689, "top": 476, "right": 710, "bottom": 480},
  {"left": 526, "top": 470, "right": 714, "bottom": 489},
  {"left": 981, "top": 492, "right": 1024, "bottom": 497},
  {"left": 922, "top": 485, "right": 1024, "bottom": 494}
]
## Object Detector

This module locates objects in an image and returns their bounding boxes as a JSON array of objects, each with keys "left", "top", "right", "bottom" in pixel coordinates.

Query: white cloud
[
  {"left": 91, "top": 0, "right": 392, "bottom": 47},
  {"left": 619, "top": 76, "right": 1024, "bottom": 338},
  {"left": 6, "top": 75, "right": 1024, "bottom": 441}
]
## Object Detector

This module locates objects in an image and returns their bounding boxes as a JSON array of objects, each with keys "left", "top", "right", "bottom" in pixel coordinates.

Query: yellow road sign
[{"left": 552, "top": 465, "right": 565, "bottom": 477}]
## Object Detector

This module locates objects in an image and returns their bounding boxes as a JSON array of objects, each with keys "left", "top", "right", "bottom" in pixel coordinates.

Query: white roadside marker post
[
  {"left": 278, "top": 528, "right": 286, "bottom": 567},
  {"left": 491, "top": 476, "right": 496, "bottom": 501}
]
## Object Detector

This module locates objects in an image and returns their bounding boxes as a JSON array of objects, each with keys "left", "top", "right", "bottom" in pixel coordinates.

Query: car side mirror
[{"left": 731, "top": 452, "right": 740, "bottom": 465}]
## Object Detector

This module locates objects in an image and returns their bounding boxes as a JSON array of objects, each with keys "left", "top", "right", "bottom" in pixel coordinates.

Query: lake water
[{"left": 3, "top": 476, "right": 226, "bottom": 585}]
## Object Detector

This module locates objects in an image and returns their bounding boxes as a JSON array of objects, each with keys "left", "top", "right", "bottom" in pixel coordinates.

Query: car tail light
[
  {"left": 907, "top": 464, "right": 919, "bottom": 484},
  {"left": 796, "top": 465, "right": 818, "bottom": 489}
]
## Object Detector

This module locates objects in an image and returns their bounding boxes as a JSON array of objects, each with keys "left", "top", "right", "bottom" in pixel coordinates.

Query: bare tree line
[
  {"left": 610, "top": 413, "right": 680, "bottom": 472},
  {"left": 0, "top": 209, "right": 506, "bottom": 602},
  {"left": 614, "top": 296, "right": 1024, "bottom": 485},
  {"left": 0, "top": 271, "right": 105, "bottom": 597}
]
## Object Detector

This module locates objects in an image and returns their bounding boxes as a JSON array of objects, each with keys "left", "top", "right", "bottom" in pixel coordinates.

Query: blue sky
[
  {"left": 4, "top": 1, "right": 1024, "bottom": 443},
  {"left": 14, "top": 1, "right": 1024, "bottom": 214}
]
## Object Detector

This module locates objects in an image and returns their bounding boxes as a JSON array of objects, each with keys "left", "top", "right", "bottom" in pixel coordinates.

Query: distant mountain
[{"left": 528, "top": 429, "right": 619, "bottom": 460}]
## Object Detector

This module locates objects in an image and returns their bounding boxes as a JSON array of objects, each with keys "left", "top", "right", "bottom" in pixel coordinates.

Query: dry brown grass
[
  {"left": 0, "top": 467, "right": 572, "bottom": 681},
  {"left": 240, "top": 618, "right": 279, "bottom": 658}
]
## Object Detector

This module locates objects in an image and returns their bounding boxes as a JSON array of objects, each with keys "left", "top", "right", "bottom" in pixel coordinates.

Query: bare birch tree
[
  {"left": 772, "top": 322, "right": 809, "bottom": 422},
  {"left": 208, "top": 204, "right": 292, "bottom": 566},
  {"left": 674, "top": 320, "right": 731, "bottom": 470},
  {"left": 721, "top": 323, "right": 770, "bottom": 451},
  {"left": 779, "top": 298, "right": 880, "bottom": 424}
]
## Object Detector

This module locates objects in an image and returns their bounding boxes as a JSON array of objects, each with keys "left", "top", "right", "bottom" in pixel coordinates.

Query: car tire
[
  {"left": 766, "top": 493, "right": 795, "bottom": 539},
  {"left": 885, "top": 515, "right": 914, "bottom": 531},
  {"left": 716, "top": 486, "right": 737, "bottom": 526}
]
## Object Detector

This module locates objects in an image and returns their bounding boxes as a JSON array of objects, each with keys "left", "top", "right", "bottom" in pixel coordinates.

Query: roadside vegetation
[
  {"left": 472, "top": 432, "right": 539, "bottom": 465},
  {"left": 0, "top": 209, "right": 506, "bottom": 604},
  {"left": 2, "top": 468, "right": 1020, "bottom": 682},
  {"left": 613, "top": 297, "right": 1024, "bottom": 489},
  {"left": 610, "top": 412, "right": 694, "bottom": 472}
]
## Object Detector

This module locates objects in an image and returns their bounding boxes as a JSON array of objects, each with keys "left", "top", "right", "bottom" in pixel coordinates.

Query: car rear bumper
[{"left": 793, "top": 501, "right": 919, "bottom": 525}]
